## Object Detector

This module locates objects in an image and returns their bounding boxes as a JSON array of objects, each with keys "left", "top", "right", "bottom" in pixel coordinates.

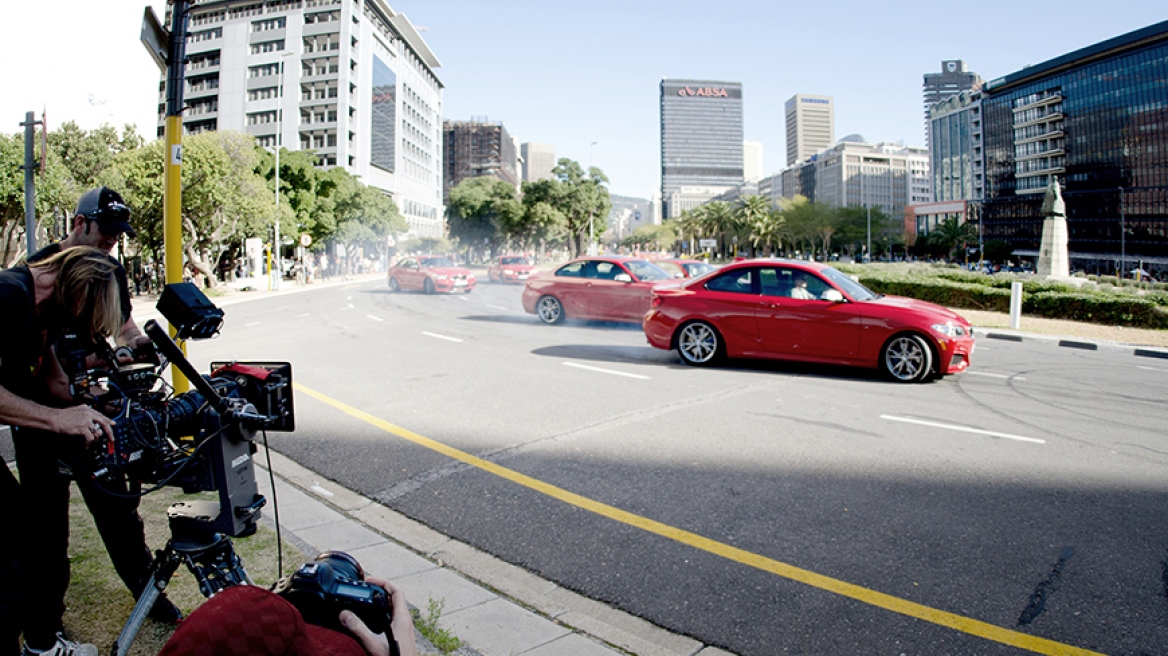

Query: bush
[{"left": 835, "top": 263, "right": 1168, "bottom": 329}]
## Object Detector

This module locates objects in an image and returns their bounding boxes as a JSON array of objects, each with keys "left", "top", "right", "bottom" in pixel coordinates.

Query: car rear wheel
[
  {"left": 388, "top": 277, "right": 400, "bottom": 292},
  {"left": 677, "top": 321, "right": 721, "bottom": 366},
  {"left": 880, "top": 334, "right": 933, "bottom": 383},
  {"left": 424, "top": 278, "right": 435, "bottom": 294},
  {"left": 536, "top": 295, "right": 564, "bottom": 324}
]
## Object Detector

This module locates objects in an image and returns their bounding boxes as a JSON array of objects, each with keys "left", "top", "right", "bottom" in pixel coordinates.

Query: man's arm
[
  {"left": 116, "top": 316, "right": 151, "bottom": 350},
  {"left": 0, "top": 383, "right": 111, "bottom": 445}
]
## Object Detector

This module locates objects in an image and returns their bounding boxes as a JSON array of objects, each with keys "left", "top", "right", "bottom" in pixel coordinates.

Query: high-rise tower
[
  {"left": 785, "top": 94, "right": 834, "bottom": 166},
  {"left": 660, "top": 79, "right": 744, "bottom": 219}
]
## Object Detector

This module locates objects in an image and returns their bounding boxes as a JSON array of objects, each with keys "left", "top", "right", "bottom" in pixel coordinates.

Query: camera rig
[{"left": 61, "top": 283, "right": 297, "bottom": 656}]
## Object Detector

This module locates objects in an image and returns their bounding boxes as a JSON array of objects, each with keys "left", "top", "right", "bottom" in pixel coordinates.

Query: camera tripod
[{"left": 111, "top": 500, "right": 255, "bottom": 656}]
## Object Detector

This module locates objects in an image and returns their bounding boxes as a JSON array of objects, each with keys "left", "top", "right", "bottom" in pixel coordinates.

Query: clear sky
[{"left": 2, "top": 1, "right": 1164, "bottom": 199}]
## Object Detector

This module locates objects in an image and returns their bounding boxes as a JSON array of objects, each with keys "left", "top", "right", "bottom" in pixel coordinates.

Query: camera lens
[{"left": 315, "top": 551, "right": 364, "bottom": 581}]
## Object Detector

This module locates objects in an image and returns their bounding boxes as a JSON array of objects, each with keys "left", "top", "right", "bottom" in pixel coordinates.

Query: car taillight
[{"left": 652, "top": 295, "right": 663, "bottom": 308}]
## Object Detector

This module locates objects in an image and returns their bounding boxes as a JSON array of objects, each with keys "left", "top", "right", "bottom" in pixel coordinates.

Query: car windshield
[
  {"left": 820, "top": 267, "right": 878, "bottom": 300},
  {"left": 623, "top": 260, "right": 673, "bottom": 281},
  {"left": 683, "top": 262, "right": 716, "bottom": 278},
  {"left": 501, "top": 256, "right": 529, "bottom": 265},
  {"left": 420, "top": 257, "right": 454, "bottom": 268}
]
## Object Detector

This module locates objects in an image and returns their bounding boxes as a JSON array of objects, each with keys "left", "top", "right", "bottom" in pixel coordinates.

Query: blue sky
[{"left": 2, "top": 1, "right": 1163, "bottom": 199}]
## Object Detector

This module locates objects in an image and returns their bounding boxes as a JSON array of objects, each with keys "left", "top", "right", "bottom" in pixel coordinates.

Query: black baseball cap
[{"left": 75, "top": 186, "right": 135, "bottom": 238}]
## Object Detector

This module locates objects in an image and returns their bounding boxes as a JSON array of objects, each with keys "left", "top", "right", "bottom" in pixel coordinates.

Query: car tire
[
  {"left": 536, "top": 295, "right": 564, "bottom": 324},
  {"left": 676, "top": 321, "right": 721, "bottom": 366},
  {"left": 880, "top": 334, "right": 934, "bottom": 383},
  {"left": 424, "top": 278, "right": 435, "bottom": 295},
  {"left": 388, "top": 277, "right": 400, "bottom": 292}
]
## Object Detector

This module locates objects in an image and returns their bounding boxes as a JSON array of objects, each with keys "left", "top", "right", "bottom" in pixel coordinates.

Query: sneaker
[
  {"left": 21, "top": 635, "right": 99, "bottom": 656},
  {"left": 146, "top": 593, "right": 184, "bottom": 625}
]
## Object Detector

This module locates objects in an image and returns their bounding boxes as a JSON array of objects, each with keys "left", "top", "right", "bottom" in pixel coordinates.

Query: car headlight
[
  {"left": 434, "top": 274, "right": 449, "bottom": 280},
  {"left": 932, "top": 322, "right": 967, "bottom": 337},
  {"left": 503, "top": 269, "right": 514, "bottom": 275}
]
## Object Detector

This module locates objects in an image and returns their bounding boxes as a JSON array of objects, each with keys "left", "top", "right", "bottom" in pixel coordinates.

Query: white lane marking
[
  {"left": 367, "top": 315, "right": 383, "bottom": 322},
  {"left": 563, "top": 362, "right": 651, "bottom": 380},
  {"left": 245, "top": 321, "right": 262, "bottom": 327},
  {"left": 965, "top": 371, "right": 1026, "bottom": 380},
  {"left": 310, "top": 483, "right": 335, "bottom": 497},
  {"left": 422, "top": 331, "right": 463, "bottom": 343},
  {"left": 296, "top": 313, "right": 311, "bottom": 317},
  {"left": 1137, "top": 365, "right": 1166, "bottom": 372},
  {"left": 487, "top": 304, "right": 508, "bottom": 311},
  {"left": 458, "top": 296, "right": 469, "bottom": 301},
  {"left": 880, "top": 415, "right": 1046, "bottom": 444}
]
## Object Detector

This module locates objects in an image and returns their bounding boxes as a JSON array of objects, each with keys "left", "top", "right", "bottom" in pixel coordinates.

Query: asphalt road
[{"left": 174, "top": 278, "right": 1168, "bottom": 655}]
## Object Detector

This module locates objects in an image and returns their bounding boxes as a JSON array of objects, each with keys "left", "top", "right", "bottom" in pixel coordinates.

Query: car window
[
  {"left": 398, "top": 258, "right": 416, "bottom": 268},
  {"left": 586, "top": 261, "right": 622, "bottom": 279},
  {"left": 704, "top": 268, "right": 756, "bottom": 294},
  {"left": 683, "top": 262, "right": 716, "bottom": 278},
  {"left": 420, "top": 257, "right": 454, "bottom": 268},
  {"left": 501, "top": 256, "right": 528, "bottom": 265},
  {"left": 820, "top": 267, "right": 877, "bottom": 300},
  {"left": 622, "top": 260, "right": 672, "bottom": 281},
  {"left": 655, "top": 261, "right": 683, "bottom": 277},
  {"left": 555, "top": 261, "right": 586, "bottom": 277}
]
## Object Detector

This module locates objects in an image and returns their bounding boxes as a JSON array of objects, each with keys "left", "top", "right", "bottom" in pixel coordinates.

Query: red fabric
[{"left": 159, "top": 586, "right": 364, "bottom": 656}]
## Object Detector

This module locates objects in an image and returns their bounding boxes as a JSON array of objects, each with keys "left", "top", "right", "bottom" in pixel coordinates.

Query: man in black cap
[{"left": 28, "top": 187, "right": 149, "bottom": 353}]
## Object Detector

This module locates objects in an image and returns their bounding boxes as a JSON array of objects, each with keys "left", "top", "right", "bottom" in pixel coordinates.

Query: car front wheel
[
  {"left": 424, "top": 278, "right": 435, "bottom": 294},
  {"left": 880, "top": 334, "right": 933, "bottom": 383},
  {"left": 388, "top": 277, "right": 400, "bottom": 292},
  {"left": 677, "top": 321, "right": 721, "bottom": 366},
  {"left": 536, "top": 295, "right": 564, "bottom": 324}
]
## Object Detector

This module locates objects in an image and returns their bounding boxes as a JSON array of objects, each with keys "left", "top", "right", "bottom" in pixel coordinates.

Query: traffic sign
[{"left": 140, "top": 7, "right": 169, "bottom": 72}]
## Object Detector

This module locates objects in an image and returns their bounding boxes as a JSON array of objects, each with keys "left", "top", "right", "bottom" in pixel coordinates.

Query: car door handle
[{"left": 761, "top": 301, "right": 781, "bottom": 308}]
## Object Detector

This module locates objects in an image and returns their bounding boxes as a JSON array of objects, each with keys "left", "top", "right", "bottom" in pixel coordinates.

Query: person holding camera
[{"left": 0, "top": 247, "right": 175, "bottom": 656}]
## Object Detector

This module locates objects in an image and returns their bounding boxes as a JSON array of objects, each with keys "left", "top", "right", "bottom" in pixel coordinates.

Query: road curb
[
  {"left": 974, "top": 327, "right": 1168, "bottom": 359},
  {"left": 255, "top": 449, "right": 721, "bottom": 656}
]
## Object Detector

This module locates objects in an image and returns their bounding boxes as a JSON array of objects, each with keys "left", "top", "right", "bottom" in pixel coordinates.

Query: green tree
[
  {"left": 446, "top": 176, "right": 519, "bottom": 261},
  {"left": 550, "top": 159, "right": 611, "bottom": 257},
  {"left": 736, "top": 195, "right": 774, "bottom": 257},
  {"left": 779, "top": 195, "right": 837, "bottom": 259},
  {"left": 328, "top": 168, "right": 407, "bottom": 270},
  {"left": 923, "top": 216, "right": 977, "bottom": 262}
]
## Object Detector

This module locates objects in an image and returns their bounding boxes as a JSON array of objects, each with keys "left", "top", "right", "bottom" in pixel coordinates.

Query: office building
[
  {"left": 923, "top": 61, "right": 983, "bottom": 148},
  {"left": 660, "top": 78, "right": 744, "bottom": 218},
  {"left": 743, "top": 141, "right": 763, "bottom": 182},
  {"left": 980, "top": 19, "right": 1168, "bottom": 270},
  {"left": 785, "top": 94, "right": 834, "bottom": 166},
  {"left": 166, "top": 0, "right": 445, "bottom": 238},
  {"left": 929, "top": 90, "right": 984, "bottom": 203},
  {"left": 442, "top": 119, "right": 519, "bottom": 204},
  {"left": 521, "top": 142, "right": 556, "bottom": 183},
  {"left": 813, "top": 141, "right": 930, "bottom": 221}
]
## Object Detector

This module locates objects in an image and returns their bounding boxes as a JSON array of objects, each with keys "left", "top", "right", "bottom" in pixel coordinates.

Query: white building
[
  {"left": 166, "top": 0, "right": 445, "bottom": 238},
  {"left": 743, "top": 141, "right": 763, "bottom": 182},
  {"left": 813, "top": 141, "right": 930, "bottom": 220},
  {"left": 520, "top": 142, "right": 556, "bottom": 183},
  {"left": 785, "top": 94, "right": 834, "bottom": 166}
]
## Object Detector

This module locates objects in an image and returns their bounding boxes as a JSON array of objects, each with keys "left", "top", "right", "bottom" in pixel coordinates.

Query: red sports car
[
  {"left": 651, "top": 258, "right": 717, "bottom": 279},
  {"left": 643, "top": 259, "right": 974, "bottom": 383},
  {"left": 488, "top": 255, "right": 537, "bottom": 283},
  {"left": 521, "top": 256, "right": 675, "bottom": 324},
  {"left": 387, "top": 255, "right": 476, "bottom": 294}
]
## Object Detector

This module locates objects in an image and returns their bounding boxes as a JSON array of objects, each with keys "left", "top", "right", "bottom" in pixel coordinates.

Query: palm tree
[
  {"left": 749, "top": 209, "right": 786, "bottom": 257},
  {"left": 927, "top": 216, "right": 976, "bottom": 262},
  {"left": 736, "top": 195, "right": 773, "bottom": 257},
  {"left": 702, "top": 201, "right": 737, "bottom": 259}
]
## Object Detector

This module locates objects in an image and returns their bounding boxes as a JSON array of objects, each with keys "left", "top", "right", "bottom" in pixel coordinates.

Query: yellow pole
[{"left": 164, "top": 114, "right": 189, "bottom": 393}]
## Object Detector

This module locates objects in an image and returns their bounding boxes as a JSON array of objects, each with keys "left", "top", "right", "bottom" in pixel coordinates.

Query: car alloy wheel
[
  {"left": 677, "top": 321, "right": 720, "bottom": 366},
  {"left": 388, "top": 277, "right": 400, "bottom": 292},
  {"left": 881, "top": 334, "right": 933, "bottom": 383},
  {"left": 424, "top": 278, "right": 435, "bottom": 294},
  {"left": 536, "top": 295, "right": 564, "bottom": 324}
]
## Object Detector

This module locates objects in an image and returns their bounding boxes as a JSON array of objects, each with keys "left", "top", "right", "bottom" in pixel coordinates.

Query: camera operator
[
  {"left": 27, "top": 187, "right": 149, "bottom": 356},
  {"left": 0, "top": 247, "right": 171, "bottom": 656},
  {"left": 158, "top": 576, "right": 417, "bottom": 656}
]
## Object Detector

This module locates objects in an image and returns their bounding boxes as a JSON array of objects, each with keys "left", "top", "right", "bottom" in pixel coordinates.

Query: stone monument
[{"left": 1036, "top": 177, "right": 1070, "bottom": 278}]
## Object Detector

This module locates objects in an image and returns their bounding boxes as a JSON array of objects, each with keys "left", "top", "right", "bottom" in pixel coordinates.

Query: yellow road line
[{"left": 294, "top": 382, "right": 1107, "bottom": 656}]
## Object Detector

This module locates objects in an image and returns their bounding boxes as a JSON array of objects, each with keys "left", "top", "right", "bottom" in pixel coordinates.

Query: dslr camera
[{"left": 273, "top": 551, "right": 397, "bottom": 646}]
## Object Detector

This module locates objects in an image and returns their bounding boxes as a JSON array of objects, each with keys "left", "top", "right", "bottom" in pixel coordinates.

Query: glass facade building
[
  {"left": 929, "top": 90, "right": 982, "bottom": 203},
  {"left": 660, "top": 79, "right": 744, "bottom": 218},
  {"left": 981, "top": 20, "right": 1168, "bottom": 266}
]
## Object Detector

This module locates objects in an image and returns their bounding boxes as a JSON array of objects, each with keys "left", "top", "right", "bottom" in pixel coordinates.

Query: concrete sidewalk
[{"left": 253, "top": 449, "right": 728, "bottom": 656}]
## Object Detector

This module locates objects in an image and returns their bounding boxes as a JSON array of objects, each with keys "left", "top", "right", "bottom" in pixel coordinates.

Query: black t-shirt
[
  {"left": 28, "top": 243, "right": 132, "bottom": 324},
  {"left": 0, "top": 265, "right": 45, "bottom": 400}
]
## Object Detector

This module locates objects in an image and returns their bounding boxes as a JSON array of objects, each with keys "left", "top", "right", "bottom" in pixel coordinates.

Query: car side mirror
[
  {"left": 614, "top": 273, "right": 633, "bottom": 283},
  {"left": 822, "top": 289, "right": 845, "bottom": 302},
  {"left": 673, "top": 272, "right": 685, "bottom": 279}
]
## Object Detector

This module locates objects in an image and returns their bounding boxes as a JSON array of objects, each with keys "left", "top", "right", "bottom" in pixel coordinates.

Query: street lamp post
[
  {"left": 271, "top": 50, "right": 296, "bottom": 290},
  {"left": 860, "top": 159, "right": 871, "bottom": 261},
  {"left": 1119, "top": 186, "right": 1126, "bottom": 278},
  {"left": 589, "top": 141, "right": 597, "bottom": 256}
]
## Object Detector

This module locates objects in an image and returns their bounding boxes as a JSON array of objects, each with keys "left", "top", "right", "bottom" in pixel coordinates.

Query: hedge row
[{"left": 833, "top": 264, "right": 1168, "bottom": 329}]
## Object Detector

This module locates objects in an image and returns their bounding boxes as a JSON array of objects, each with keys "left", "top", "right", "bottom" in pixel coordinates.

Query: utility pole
[{"left": 20, "top": 111, "right": 43, "bottom": 255}]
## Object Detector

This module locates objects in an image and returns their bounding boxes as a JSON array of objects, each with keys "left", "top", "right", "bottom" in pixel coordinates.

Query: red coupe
[
  {"left": 387, "top": 255, "right": 476, "bottom": 294},
  {"left": 521, "top": 256, "right": 675, "bottom": 324},
  {"left": 642, "top": 259, "right": 974, "bottom": 383},
  {"left": 651, "top": 258, "right": 717, "bottom": 279},
  {"left": 488, "top": 255, "right": 537, "bottom": 283}
]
